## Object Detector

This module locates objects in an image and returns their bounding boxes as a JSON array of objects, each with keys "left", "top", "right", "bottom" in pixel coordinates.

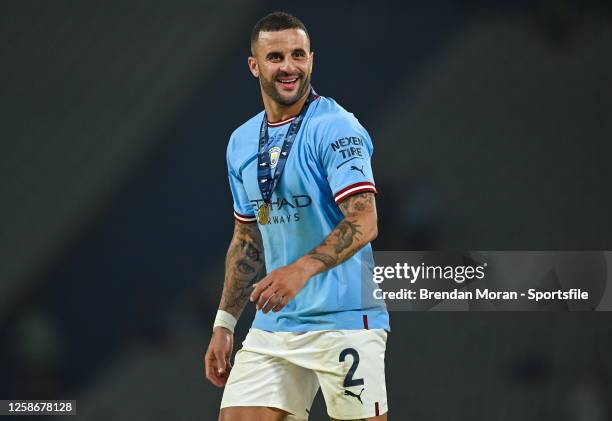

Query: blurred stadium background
[{"left": 1, "top": 1, "right": 612, "bottom": 419}]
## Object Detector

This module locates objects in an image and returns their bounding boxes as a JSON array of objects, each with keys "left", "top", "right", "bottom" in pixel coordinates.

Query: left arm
[{"left": 250, "top": 192, "right": 377, "bottom": 312}]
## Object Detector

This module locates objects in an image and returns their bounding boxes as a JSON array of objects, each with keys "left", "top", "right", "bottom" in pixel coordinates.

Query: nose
[{"left": 279, "top": 57, "right": 298, "bottom": 74}]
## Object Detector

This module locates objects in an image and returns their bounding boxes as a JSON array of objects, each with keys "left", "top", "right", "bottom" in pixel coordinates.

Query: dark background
[{"left": 1, "top": 1, "right": 612, "bottom": 419}]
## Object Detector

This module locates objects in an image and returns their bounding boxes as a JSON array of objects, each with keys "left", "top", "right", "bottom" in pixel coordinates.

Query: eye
[
  {"left": 267, "top": 53, "right": 282, "bottom": 62},
  {"left": 292, "top": 50, "right": 306, "bottom": 58}
]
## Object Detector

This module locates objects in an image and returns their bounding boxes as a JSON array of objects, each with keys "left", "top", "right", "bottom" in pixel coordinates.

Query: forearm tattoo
[
  {"left": 219, "top": 223, "right": 266, "bottom": 318},
  {"left": 307, "top": 192, "right": 376, "bottom": 271}
]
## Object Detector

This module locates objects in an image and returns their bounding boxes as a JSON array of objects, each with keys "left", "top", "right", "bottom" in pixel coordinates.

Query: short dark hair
[{"left": 250, "top": 12, "right": 310, "bottom": 52}]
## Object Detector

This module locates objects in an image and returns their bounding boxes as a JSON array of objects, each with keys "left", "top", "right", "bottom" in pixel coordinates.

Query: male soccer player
[{"left": 204, "top": 11, "right": 389, "bottom": 421}]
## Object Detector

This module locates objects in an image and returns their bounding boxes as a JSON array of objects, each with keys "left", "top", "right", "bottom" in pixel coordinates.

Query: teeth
[{"left": 279, "top": 78, "right": 297, "bottom": 83}]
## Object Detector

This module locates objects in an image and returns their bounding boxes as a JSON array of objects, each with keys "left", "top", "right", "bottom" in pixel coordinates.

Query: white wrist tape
[{"left": 213, "top": 310, "right": 237, "bottom": 333}]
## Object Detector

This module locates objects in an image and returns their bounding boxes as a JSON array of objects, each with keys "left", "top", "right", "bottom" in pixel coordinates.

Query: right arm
[
  {"left": 220, "top": 221, "right": 266, "bottom": 319},
  {"left": 204, "top": 220, "right": 265, "bottom": 387}
]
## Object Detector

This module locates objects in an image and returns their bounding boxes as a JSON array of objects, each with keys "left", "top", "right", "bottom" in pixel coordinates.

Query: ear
[{"left": 248, "top": 56, "right": 259, "bottom": 78}]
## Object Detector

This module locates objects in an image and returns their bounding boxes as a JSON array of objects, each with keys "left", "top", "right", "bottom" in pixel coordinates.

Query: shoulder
[
  {"left": 309, "top": 96, "right": 363, "bottom": 132},
  {"left": 227, "top": 110, "right": 264, "bottom": 158},
  {"left": 307, "top": 96, "right": 371, "bottom": 151}
]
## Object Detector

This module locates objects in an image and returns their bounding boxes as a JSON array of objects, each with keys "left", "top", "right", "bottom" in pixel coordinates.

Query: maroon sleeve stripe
[
  {"left": 233, "top": 211, "right": 257, "bottom": 224},
  {"left": 334, "top": 182, "right": 377, "bottom": 204}
]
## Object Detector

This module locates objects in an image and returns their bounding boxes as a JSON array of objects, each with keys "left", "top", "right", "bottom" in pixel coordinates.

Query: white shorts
[{"left": 220, "top": 328, "right": 388, "bottom": 420}]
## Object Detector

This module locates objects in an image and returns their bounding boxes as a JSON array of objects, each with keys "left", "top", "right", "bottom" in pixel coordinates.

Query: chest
[{"left": 240, "top": 128, "right": 321, "bottom": 202}]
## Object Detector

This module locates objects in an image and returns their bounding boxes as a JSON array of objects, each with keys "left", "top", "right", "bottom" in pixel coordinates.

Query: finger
[
  {"left": 225, "top": 354, "right": 232, "bottom": 373},
  {"left": 214, "top": 349, "right": 227, "bottom": 374},
  {"left": 256, "top": 285, "right": 276, "bottom": 310},
  {"left": 205, "top": 364, "right": 219, "bottom": 386},
  {"left": 205, "top": 353, "right": 225, "bottom": 387},
  {"left": 257, "top": 288, "right": 271, "bottom": 311},
  {"left": 209, "top": 369, "right": 227, "bottom": 387},
  {"left": 261, "top": 293, "right": 280, "bottom": 314},
  {"left": 250, "top": 277, "right": 272, "bottom": 303},
  {"left": 250, "top": 277, "right": 270, "bottom": 303},
  {"left": 203, "top": 352, "right": 210, "bottom": 378},
  {"left": 204, "top": 349, "right": 216, "bottom": 376},
  {"left": 271, "top": 295, "right": 287, "bottom": 312}
]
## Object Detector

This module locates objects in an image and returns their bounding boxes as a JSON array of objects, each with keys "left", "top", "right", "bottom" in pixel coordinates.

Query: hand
[
  {"left": 204, "top": 326, "right": 234, "bottom": 387},
  {"left": 249, "top": 262, "right": 310, "bottom": 313}
]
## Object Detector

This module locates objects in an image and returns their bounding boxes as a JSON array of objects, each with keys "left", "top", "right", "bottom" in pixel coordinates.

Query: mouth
[{"left": 276, "top": 76, "right": 300, "bottom": 91}]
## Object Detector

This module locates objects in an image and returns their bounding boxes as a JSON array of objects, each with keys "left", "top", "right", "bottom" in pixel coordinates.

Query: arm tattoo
[
  {"left": 331, "top": 220, "right": 360, "bottom": 254},
  {"left": 339, "top": 192, "right": 375, "bottom": 214},
  {"left": 306, "top": 192, "right": 376, "bottom": 272},
  {"left": 219, "top": 222, "right": 266, "bottom": 318},
  {"left": 308, "top": 252, "right": 337, "bottom": 268}
]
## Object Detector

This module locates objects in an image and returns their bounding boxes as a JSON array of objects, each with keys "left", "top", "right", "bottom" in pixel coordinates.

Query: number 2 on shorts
[{"left": 339, "top": 348, "right": 364, "bottom": 387}]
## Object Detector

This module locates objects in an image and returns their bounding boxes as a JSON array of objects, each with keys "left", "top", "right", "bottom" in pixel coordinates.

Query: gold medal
[{"left": 257, "top": 203, "right": 270, "bottom": 225}]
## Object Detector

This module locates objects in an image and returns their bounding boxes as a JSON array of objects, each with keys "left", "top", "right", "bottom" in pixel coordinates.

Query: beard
[{"left": 259, "top": 69, "right": 311, "bottom": 107}]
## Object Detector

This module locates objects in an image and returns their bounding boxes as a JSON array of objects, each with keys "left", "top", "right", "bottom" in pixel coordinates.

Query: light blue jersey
[{"left": 227, "top": 95, "right": 389, "bottom": 332}]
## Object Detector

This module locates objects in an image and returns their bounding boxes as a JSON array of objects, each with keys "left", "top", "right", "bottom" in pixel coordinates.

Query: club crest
[{"left": 269, "top": 146, "right": 281, "bottom": 169}]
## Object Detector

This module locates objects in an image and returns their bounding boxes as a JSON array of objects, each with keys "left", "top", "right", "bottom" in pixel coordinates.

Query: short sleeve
[
  {"left": 227, "top": 138, "right": 256, "bottom": 223},
  {"left": 317, "top": 115, "right": 378, "bottom": 204}
]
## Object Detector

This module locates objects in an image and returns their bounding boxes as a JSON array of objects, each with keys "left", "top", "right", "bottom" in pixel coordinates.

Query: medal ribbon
[{"left": 257, "top": 89, "right": 316, "bottom": 205}]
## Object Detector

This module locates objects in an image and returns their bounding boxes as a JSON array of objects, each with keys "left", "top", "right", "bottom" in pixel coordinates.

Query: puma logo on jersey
[
  {"left": 350, "top": 165, "right": 365, "bottom": 176},
  {"left": 344, "top": 387, "right": 364, "bottom": 404}
]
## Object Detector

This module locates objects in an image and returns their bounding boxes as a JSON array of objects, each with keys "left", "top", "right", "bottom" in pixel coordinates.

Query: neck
[{"left": 262, "top": 88, "right": 310, "bottom": 123}]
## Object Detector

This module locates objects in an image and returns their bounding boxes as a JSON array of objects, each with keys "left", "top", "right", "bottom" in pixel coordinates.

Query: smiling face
[{"left": 248, "top": 28, "right": 313, "bottom": 107}]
